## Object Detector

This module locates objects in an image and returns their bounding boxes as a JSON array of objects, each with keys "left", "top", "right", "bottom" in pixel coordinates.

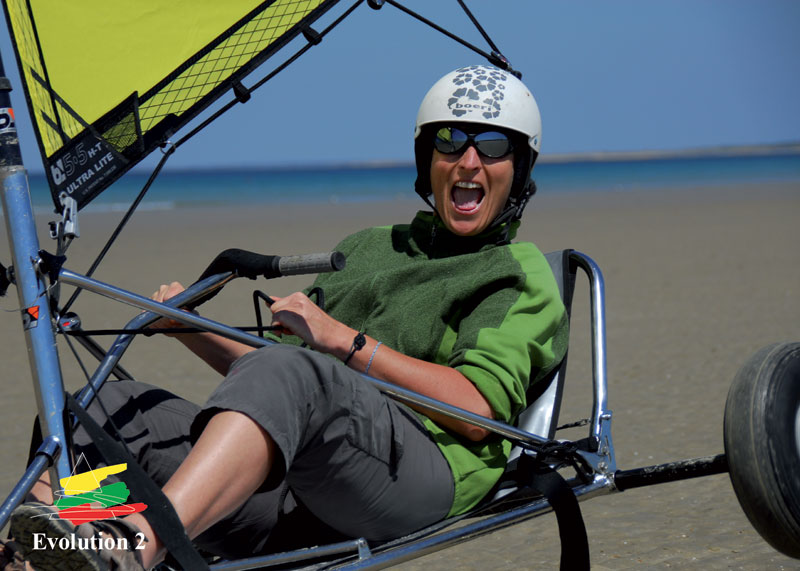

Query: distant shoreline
[
  {"left": 541, "top": 142, "right": 800, "bottom": 164},
  {"left": 18, "top": 142, "right": 800, "bottom": 178},
  {"left": 146, "top": 141, "right": 800, "bottom": 172},
  {"left": 157, "top": 141, "right": 800, "bottom": 173}
]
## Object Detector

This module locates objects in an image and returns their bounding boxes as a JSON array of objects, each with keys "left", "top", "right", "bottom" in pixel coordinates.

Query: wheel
[{"left": 723, "top": 342, "right": 800, "bottom": 558}]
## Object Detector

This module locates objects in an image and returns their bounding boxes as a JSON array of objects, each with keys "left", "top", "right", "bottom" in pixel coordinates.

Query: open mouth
[{"left": 451, "top": 181, "right": 484, "bottom": 214}]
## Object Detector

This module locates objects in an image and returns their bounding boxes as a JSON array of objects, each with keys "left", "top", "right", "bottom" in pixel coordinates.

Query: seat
[
  {"left": 489, "top": 249, "right": 577, "bottom": 502},
  {"left": 514, "top": 249, "right": 577, "bottom": 441}
]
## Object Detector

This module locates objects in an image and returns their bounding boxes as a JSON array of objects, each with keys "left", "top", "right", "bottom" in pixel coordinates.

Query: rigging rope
[
  {"left": 374, "top": 0, "right": 520, "bottom": 77},
  {"left": 456, "top": 0, "right": 501, "bottom": 55},
  {"left": 60, "top": 145, "right": 176, "bottom": 314}
]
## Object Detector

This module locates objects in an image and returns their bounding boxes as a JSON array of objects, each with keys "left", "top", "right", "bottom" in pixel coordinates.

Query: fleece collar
[{"left": 406, "top": 210, "right": 519, "bottom": 258}]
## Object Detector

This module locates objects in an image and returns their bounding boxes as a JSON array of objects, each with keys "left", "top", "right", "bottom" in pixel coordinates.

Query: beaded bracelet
[
  {"left": 344, "top": 331, "right": 366, "bottom": 365},
  {"left": 365, "top": 341, "right": 383, "bottom": 375}
]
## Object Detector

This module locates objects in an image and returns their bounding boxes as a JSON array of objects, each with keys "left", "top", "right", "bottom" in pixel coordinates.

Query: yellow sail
[{"left": 2, "top": 0, "right": 339, "bottom": 209}]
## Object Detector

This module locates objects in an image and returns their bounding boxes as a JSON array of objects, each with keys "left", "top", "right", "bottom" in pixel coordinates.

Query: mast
[{"left": 0, "top": 50, "right": 71, "bottom": 502}]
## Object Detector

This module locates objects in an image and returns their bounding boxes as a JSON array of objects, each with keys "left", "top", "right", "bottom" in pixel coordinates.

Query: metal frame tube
[
  {"left": 0, "top": 436, "right": 61, "bottom": 529},
  {"left": 569, "top": 251, "right": 609, "bottom": 443},
  {"left": 1, "top": 170, "right": 71, "bottom": 487},
  {"left": 208, "top": 539, "right": 369, "bottom": 570},
  {"left": 59, "top": 268, "right": 552, "bottom": 449},
  {"left": 205, "top": 477, "right": 613, "bottom": 571},
  {"left": 59, "top": 269, "right": 267, "bottom": 348},
  {"left": 59, "top": 317, "right": 134, "bottom": 381},
  {"left": 2, "top": 51, "right": 72, "bottom": 510},
  {"left": 614, "top": 454, "right": 728, "bottom": 491},
  {"left": 332, "top": 477, "right": 612, "bottom": 570},
  {"left": 360, "top": 373, "right": 549, "bottom": 447},
  {"left": 72, "top": 272, "right": 241, "bottom": 408}
]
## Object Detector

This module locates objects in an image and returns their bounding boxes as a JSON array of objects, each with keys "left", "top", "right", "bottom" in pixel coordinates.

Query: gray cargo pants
[{"left": 71, "top": 344, "right": 454, "bottom": 559}]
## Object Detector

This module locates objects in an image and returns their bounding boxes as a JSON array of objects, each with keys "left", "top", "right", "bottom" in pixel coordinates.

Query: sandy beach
[{"left": 1, "top": 181, "right": 799, "bottom": 569}]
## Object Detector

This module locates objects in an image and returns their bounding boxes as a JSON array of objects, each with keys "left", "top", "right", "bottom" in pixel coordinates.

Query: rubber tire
[{"left": 723, "top": 342, "right": 800, "bottom": 558}]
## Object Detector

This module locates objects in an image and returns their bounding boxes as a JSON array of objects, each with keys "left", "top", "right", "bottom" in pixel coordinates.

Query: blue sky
[{"left": 2, "top": 0, "right": 799, "bottom": 173}]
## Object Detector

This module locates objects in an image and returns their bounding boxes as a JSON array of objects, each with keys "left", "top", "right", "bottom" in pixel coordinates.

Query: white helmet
[
  {"left": 413, "top": 65, "right": 542, "bottom": 226},
  {"left": 415, "top": 65, "right": 541, "bottom": 154}
]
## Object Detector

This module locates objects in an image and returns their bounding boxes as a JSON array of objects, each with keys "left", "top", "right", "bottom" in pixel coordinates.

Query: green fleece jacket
[{"left": 282, "top": 211, "right": 568, "bottom": 515}]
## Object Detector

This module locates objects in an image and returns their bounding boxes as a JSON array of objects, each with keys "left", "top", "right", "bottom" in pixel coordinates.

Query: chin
[{"left": 447, "top": 218, "right": 486, "bottom": 237}]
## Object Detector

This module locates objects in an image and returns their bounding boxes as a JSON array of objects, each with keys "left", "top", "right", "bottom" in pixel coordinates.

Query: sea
[{"left": 19, "top": 150, "right": 800, "bottom": 214}]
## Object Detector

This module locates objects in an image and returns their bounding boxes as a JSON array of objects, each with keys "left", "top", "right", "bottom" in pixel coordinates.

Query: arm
[
  {"left": 269, "top": 292, "right": 494, "bottom": 441},
  {"left": 150, "top": 282, "right": 255, "bottom": 375},
  {"left": 348, "top": 336, "right": 495, "bottom": 442}
]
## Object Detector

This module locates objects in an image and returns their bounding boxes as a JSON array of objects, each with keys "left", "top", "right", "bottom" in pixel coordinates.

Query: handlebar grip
[
  {"left": 275, "top": 252, "right": 346, "bottom": 277},
  {"left": 188, "top": 249, "right": 346, "bottom": 309},
  {"left": 197, "top": 248, "right": 346, "bottom": 282}
]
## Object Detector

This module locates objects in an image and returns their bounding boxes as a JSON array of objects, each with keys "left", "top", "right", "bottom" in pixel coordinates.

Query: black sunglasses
[{"left": 433, "top": 126, "right": 513, "bottom": 159}]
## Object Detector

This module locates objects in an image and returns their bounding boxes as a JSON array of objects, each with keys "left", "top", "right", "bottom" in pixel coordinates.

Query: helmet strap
[
  {"left": 420, "top": 192, "right": 439, "bottom": 218},
  {"left": 487, "top": 178, "right": 536, "bottom": 232},
  {"left": 513, "top": 178, "right": 536, "bottom": 219}
]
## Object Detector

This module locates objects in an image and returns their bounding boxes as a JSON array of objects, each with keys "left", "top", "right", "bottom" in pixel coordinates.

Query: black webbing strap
[
  {"left": 66, "top": 394, "right": 209, "bottom": 570},
  {"left": 0, "top": 260, "right": 10, "bottom": 297},
  {"left": 522, "top": 456, "right": 590, "bottom": 570}
]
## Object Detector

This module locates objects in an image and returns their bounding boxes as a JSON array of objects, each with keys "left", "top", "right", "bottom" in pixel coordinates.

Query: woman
[{"left": 7, "top": 65, "right": 568, "bottom": 570}]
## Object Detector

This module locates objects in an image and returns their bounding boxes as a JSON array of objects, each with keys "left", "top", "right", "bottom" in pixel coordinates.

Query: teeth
[
  {"left": 451, "top": 181, "right": 483, "bottom": 212},
  {"left": 454, "top": 181, "right": 482, "bottom": 189}
]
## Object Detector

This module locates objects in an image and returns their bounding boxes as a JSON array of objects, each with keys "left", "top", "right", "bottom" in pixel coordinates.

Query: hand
[
  {"left": 149, "top": 281, "right": 191, "bottom": 336},
  {"left": 269, "top": 292, "right": 351, "bottom": 356}
]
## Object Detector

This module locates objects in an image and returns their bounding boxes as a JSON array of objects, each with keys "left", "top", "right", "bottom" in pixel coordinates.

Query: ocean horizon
[{"left": 17, "top": 148, "right": 800, "bottom": 215}]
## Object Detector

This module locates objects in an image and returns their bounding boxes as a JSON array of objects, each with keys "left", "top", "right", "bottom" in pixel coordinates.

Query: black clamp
[
  {"left": 37, "top": 250, "right": 67, "bottom": 286},
  {"left": 301, "top": 24, "right": 322, "bottom": 45},
  {"left": 232, "top": 80, "right": 251, "bottom": 103},
  {"left": 489, "top": 51, "right": 522, "bottom": 79}
]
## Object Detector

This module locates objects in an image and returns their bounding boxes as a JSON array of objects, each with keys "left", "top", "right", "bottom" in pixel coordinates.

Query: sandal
[{"left": 10, "top": 502, "right": 146, "bottom": 571}]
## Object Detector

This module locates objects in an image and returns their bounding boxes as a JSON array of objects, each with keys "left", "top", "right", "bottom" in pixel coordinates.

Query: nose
[{"left": 457, "top": 144, "right": 482, "bottom": 171}]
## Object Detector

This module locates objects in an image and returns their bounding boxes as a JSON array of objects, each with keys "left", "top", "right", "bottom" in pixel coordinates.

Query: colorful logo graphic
[{"left": 50, "top": 454, "right": 147, "bottom": 525}]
